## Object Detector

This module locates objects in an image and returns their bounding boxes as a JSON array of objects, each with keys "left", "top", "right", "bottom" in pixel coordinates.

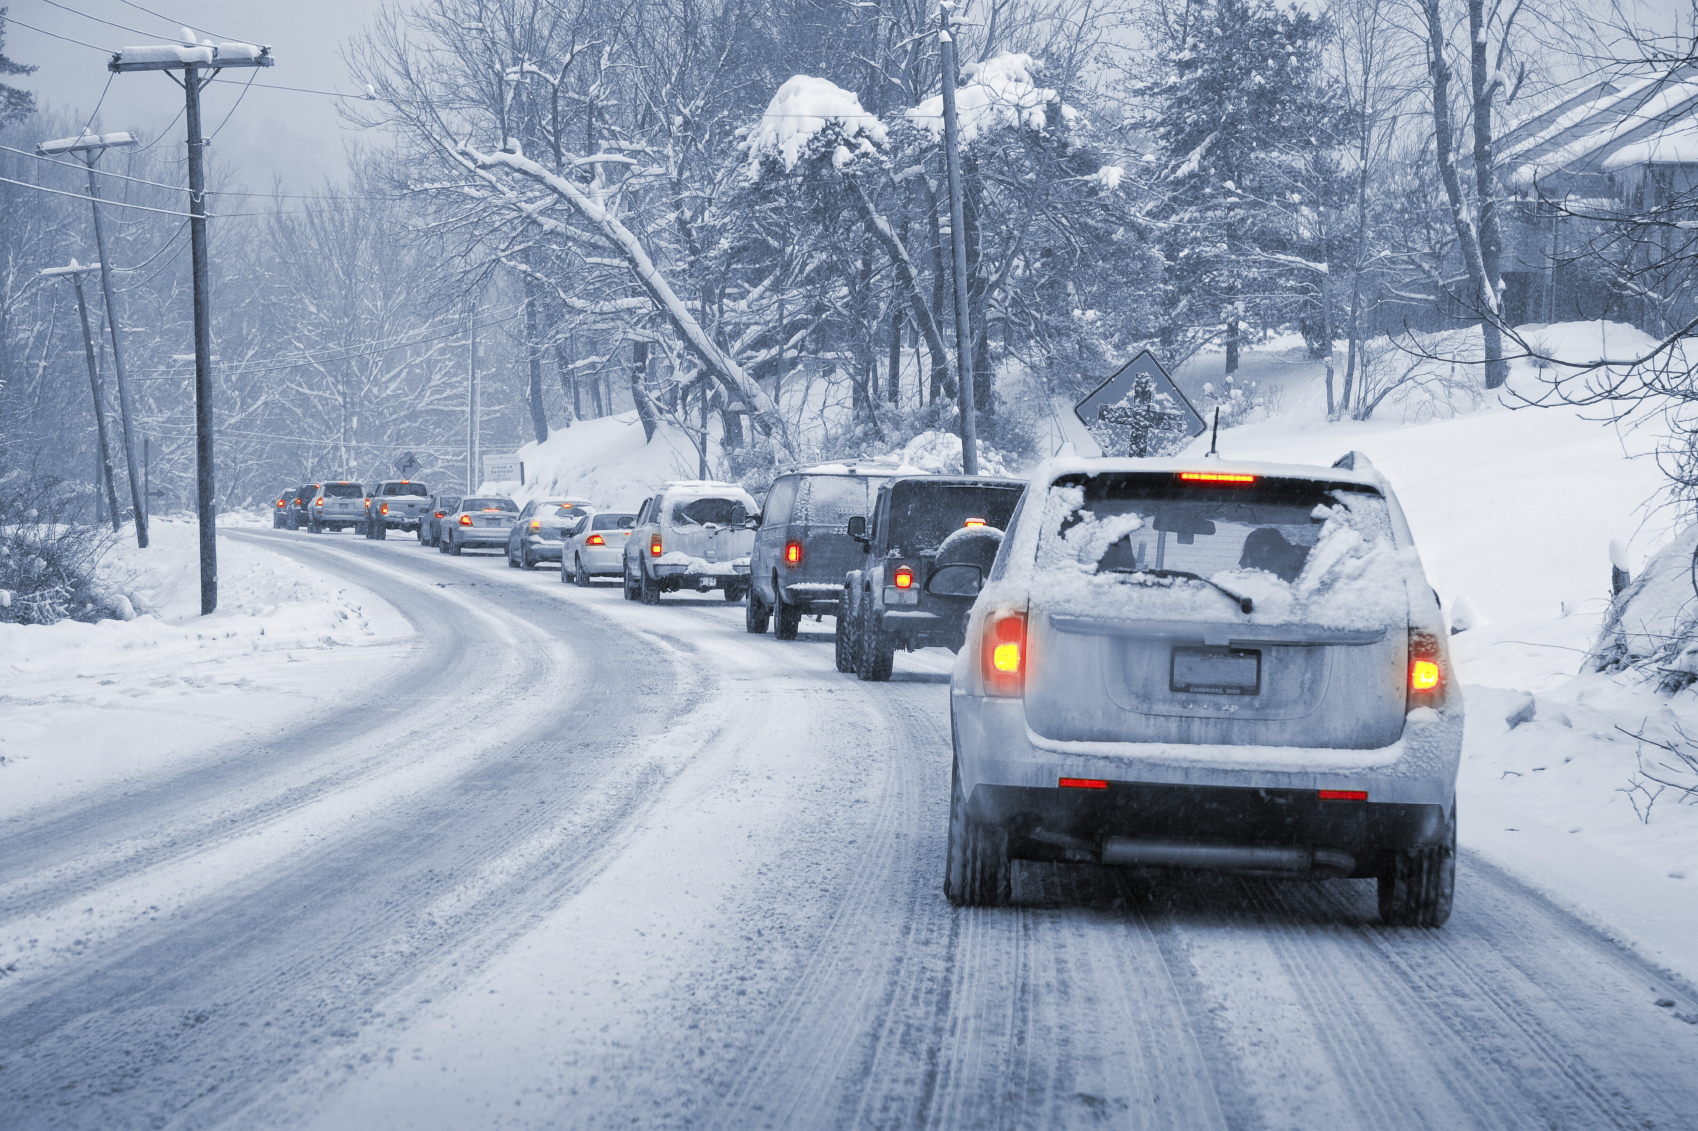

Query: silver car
[
  {"left": 506, "top": 496, "right": 593, "bottom": 569},
  {"left": 945, "top": 452, "right": 1461, "bottom": 927},
  {"left": 562, "top": 511, "right": 637, "bottom": 586},
  {"left": 438, "top": 496, "right": 518, "bottom": 556}
]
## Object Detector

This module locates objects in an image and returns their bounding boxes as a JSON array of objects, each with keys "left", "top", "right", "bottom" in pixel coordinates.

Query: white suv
[
  {"left": 945, "top": 452, "right": 1461, "bottom": 926},
  {"left": 622, "top": 482, "right": 758, "bottom": 604}
]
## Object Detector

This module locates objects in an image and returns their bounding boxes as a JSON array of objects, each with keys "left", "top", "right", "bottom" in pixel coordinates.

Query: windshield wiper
[{"left": 1102, "top": 567, "right": 1254, "bottom": 614}]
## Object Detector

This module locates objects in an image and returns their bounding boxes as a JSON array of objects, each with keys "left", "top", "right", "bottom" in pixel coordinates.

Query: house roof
[{"left": 1499, "top": 62, "right": 1698, "bottom": 194}]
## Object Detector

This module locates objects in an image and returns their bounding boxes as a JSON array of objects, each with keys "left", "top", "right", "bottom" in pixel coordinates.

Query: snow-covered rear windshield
[
  {"left": 323, "top": 483, "right": 363, "bottom": 498},
  {"left": 1034, "top": 472, "right": 1399, "bottom": 627},
  {"left": 591, "top": 512, "right": 635, "bottom": 530},
  {"left": 797, "top": 475, "right": 882, "bottom": 526},
  {"left": 670, "top": 496, "right": 746, "bottom": 526},
  {"left": 381, "top": 483, "right": 428, "bottom": 497},
  {"left": 463, "top": 497, "right": 516, "bottom": 512},
  {"left": 435, "top": 497, "right": 462, "bottom": 512},
  {"left": 886, "top": 482, "right": 1023, "bottom": 557}
]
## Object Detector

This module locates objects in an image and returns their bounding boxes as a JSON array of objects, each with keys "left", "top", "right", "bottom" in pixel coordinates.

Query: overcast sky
[{"left": 6, "top": 0, "right": 385, "bottom": 193}]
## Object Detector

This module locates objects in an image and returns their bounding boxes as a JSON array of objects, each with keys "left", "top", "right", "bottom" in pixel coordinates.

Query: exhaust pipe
[{"left": 1102, "top": 838, "right": 1354, "bottom": 876}]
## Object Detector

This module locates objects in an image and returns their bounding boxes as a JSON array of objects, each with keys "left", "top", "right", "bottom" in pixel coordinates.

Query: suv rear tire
[
  {"left": 834, "top": 586, "right": 857, "bottom": 673},
  {"left": 944, "top": 755, "right": 1010, "bottom": 907},
  {"left": 373, "top": 521, "right": 387, "bottom": 541},
  {"left": 1378, "top": 808, "right": 1456, "bottom": 928},
  {"left": 639, "top": 566, "right": 662, "bottom": 605},
  {"left": 745, "top": 589, "right": 771, "bottom": 633},
  {"left": 856, "top": 597, "right": 894, "bottom": 681},
  {"left": 774, "top": 589, "right": 802, "bottom": 640}
]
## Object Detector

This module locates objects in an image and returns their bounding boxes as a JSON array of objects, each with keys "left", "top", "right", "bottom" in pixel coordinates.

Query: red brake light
[
  {"left": 784, "top": 541, "right": 803, "bottom": 565},
  {"left": 893, "top": 566, "right": 913, "bottom": 589},
  {"left": 1410, "top": 660, "right": 1440, "bottom": 692},
  {"left": 1060, "top": 777, "right": 1108, "bottom": 790},
  {"left": 380, "top": 502, "right": 389, "bottom": 515},
  {"left": 981, "top": 611, "right": 1027, "bottom": 697},
  {"left": 1178, "top": 471, "right": 1256, "bottom": 485},
  {"left": 315, "top": 498, "right": 323, "bottom": 507},
  {"left": 434, "top": 511, "right": 446, "bottom": 518},
  {"left": 458, "top": 514, "right": 473, "bottom": 526},
  {"left": 586, "top": 533, "right": 605, "bottom": 546},
  {"left": 276, "top": 498, "right": 285, "bottom": 507},
  {"left": 963, "top": 517, "right": 986, "bottom": 528},
  {"left": 650, "top": 534, "right": 663, "bottom": 557},
  {"left": 1407, "top": 630, "right": 1444, "bottom": 707},
  {"left": 1318, "top": 789, "right": 1368, "bottom": 801},
  {"left": 530, "top": 519, "right": 541, "bottom": 530}
]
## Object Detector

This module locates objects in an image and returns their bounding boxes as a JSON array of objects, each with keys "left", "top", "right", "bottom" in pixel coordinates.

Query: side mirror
[
  {"left": 743, "top": 511, "right": 762, "bottom": 530},
  {"left": 847, "top": 515, "right": 868, "bottom": 542},
  {"left": 618, "top": 516, "right": 636, "bottom": 529},
  {"left": 926, "top": 563, "right": 983, "bottom": 597}
]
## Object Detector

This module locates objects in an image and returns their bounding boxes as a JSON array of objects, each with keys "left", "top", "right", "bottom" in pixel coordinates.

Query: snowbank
[
  {"left": 0, "top": 518, "right": 411, "bottom": 818},
  {"left": 504, "top": 413, "right": 710, "bottom": 511}
]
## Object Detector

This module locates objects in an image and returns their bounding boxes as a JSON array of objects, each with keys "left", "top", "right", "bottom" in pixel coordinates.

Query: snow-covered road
[{"left": 4, "top": 529, "right": 1697, "bottom": 1130}]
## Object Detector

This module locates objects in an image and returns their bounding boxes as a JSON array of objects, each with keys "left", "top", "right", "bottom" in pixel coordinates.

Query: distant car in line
[
  {"left": 506, "top": 496, "right": 594, "bottom": 569},
  {"left": 418, "top": 494, "right": 463, "bottom": 547},
  {"left": 839, "top": 474, "right": 1025, "bottom": 679},
  {"left": 304, "top": 481, "right": 367, "bottom": 533},
  {"left": 438, "top": 496, "right": 518, "bottom": 556},
  {"left": 943, "top": 452, "right": 1462, "bottom": 927},
  {"left": 622, "top": 481, "right": 758, "bottom": 604},
  {"left": 745, "top": 465, "right": 891, "bottom": 640},
  {"left": 272, "top": 488, "right": 292, "bottom": 528},
  {"left": 286, "top": 484, "right": 317, "bottom": 530},
  {"left": 562, "top": 510, "right": 637, "bottom": 586},
  {"left": 363, "top": 480, "right": 431, "bottom": 540}
]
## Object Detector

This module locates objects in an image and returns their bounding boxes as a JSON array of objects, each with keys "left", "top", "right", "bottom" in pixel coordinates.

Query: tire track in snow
[{"left": 0, "top": 535, "right": 719, "bottom": 1129}]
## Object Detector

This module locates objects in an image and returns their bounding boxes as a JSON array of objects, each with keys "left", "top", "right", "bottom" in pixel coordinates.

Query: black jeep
[{"left": 838, "top": 475, "right": 1025, "bottom": 680}]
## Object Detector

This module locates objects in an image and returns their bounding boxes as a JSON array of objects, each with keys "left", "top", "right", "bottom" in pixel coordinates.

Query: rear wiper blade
[{"left": 1103, "top": 567, "right": 1254, "bottom": 614}]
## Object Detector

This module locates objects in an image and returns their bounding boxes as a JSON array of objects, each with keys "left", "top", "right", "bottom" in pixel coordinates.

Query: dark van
[{"left": 747, "top": 466, "right": 892, "bottom": 639}]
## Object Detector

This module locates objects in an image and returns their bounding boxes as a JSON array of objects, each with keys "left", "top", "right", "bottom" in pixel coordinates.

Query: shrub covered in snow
[{"left": 0, "top": 472, "right": 129, "bottom": 626}]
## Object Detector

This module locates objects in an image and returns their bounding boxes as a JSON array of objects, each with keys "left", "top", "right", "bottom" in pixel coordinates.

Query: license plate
[{"left": 1170, "top": 646, "right": 1261, "bottom": 696}]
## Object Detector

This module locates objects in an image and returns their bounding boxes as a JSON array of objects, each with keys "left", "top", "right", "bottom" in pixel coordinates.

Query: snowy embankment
[
  {"left": 1173, "top": 320, "right": 1698, "bottom": 981},
  {"left": 0, "top": 515, "right": 412, "bottom": 820}
]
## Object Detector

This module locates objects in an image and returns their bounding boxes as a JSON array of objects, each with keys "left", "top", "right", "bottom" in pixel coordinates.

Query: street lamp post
[
  {"left": 110, "top": 37, "right": 273, "bottom": 614},
  {"left": 38, "top": 130, "right": 148, "bottom": 548}
]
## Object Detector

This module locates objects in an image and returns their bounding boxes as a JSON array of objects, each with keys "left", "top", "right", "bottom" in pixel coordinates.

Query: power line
[
  {"left": 0, "top": 173, "right": 372, "bottom": 218},
  {"left": 0, "top": 11, "right": 111, "bottom": 52},
  {"left": 127, "top": 306, "right": 526, "bottom": 379},
  {"left": 207, "top": 69, "right": 258, "bottom": 142},
  {"left": 114, "top": 0, "right": 250, "bottom": 44},
  {"left": 35, "top": 0, "right": 175, "bottom": 42}
]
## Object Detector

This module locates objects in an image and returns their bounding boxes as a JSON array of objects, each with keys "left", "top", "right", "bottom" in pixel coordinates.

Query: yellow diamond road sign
[{"left": 1074, "top": 350, "right": 1207, "bottom": 437}]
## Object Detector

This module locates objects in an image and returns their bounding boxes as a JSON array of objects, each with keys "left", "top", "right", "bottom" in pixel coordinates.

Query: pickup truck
[
  {"left": 363, "top": 481, "right": 431, "bottom": 540},
  {"left": 839, "top": 475, "right": 1025, "bottom": 680}
]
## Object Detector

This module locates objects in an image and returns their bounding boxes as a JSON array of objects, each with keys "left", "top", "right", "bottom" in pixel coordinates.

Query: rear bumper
[
  {"left": 780, "top": 581, "right": 844, "bottom": 611},
  {"left": 967, "top": 778, "right": 1447, "bottom": 877},
  {"left": 522, "top": 534, "right": 565, "bottom": 560},
  {"left": 652, "top": 562, "right": 749, "bottom": 587},
  {"left": 450, "top": 530, "right": 509, "bottom": 547},
  {"left": 952, "top": 692, "right": 1462, "bottom": 811},
  {"left": 878, "top": 607, "right": 965, "bottom": 649},
  {"left": 575, "top": 547, "right": 624, "bottom": 574}
]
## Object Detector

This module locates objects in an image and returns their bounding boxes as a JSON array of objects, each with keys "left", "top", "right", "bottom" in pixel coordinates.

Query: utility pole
[
  {"left": 467, "top": 297, "right": 480, "bottom": 492},
  {"left": 38, "top": 130, "right": 148, "bottom": 548},
  {"left": 111, "top": 36, "right": 272, "bottom": 614},
  {"left": 937, "top": 2, "right": 979, "bottom": 475},
  {"left": 41, "top": 262, "right": 122, "bottom": 530}
]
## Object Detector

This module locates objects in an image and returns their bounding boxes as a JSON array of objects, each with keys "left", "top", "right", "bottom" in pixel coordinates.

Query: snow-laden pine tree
[{"left": 1139, "top": 0, "right": 1339, "bottom": 370}]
